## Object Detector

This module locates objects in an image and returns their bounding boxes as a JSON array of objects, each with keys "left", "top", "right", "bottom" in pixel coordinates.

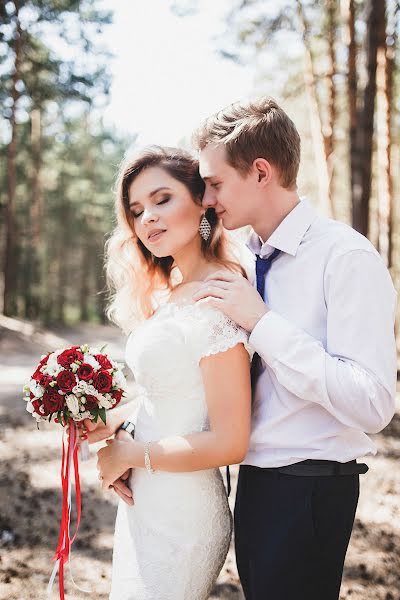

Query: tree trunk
[
  {"left": 296, "top": 0, "right": 332, "bottom": 217},
  {"left": 25, "top": 107, "right": 43, "bottom": 319},
  {"left": 346, "top": 0, "right": 359, "bottom": 230},
  {"left": 352, "top": 0, "right": 386, "bottom": 237},
  {"left": 55, "top": 175, "right": 69, "bottom": 323},
  {"left": 79, "top": 237, "right": 91, "bottom": 321},
  {"left": 3, "top": 1, "right": 22, "bottom": 315},
  {"left": 376, "top": 7, "right": 390, "bottom": 264},
  {"left": 386, "top": 3, "right": 397, "bottom": 268},
  {"left": 325, "top": 0, "right": 338, "bottom": 217}
]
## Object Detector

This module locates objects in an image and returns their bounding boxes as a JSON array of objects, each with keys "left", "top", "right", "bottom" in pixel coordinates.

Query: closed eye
[
  {"left": 157, "top": 195, "right": 171, "bottom": 205},
  {"left": 131, "top": 195, "right": 171, "bottom": 218}
]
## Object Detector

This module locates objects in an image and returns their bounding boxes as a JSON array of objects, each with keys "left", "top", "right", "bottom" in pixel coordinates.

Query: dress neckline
[{"left": 128, "top": 301, "right": 217, "bottom": 339}]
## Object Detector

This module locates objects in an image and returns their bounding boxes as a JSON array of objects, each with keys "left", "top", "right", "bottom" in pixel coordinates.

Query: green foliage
[{"left": 0, "top": 1, "right": 133, "bottom": 325}]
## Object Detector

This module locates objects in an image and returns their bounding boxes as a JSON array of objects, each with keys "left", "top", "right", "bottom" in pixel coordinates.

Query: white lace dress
[{"left": 109, "top": 302, "right": 252, "bottom": 600}]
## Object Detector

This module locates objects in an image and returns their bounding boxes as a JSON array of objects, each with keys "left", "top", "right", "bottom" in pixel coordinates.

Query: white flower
[
  {"left": 72, "top": 381, "right": 98, "bottom": 397},
  {"left": 26, "top": 401, "right": 35, "bottom": 414},
  {"left": 83, "top": 354, "right": 101, "bottom": 371},
  {"left": 29, "top": 380, "right": 45, "bottom": 398},
  {"left": 98, "top": 395, "right": 113, "bottom": 409},
  {"left": 89, "top": 347, "right": 101, "bottom": 356},
  {"left": 112, "top": 370, "right": 126, "bottom": 389},
  {"left": 72, "top": 411, "right": 91, "bottom": 422},
  {"left": 112, "top": 361, "right": 125, "bottom": 371},
  {"left": 66, "top": 394, "right": 80, "bottom": 416},
  {"left": 43, "top": 354, "right": 63, "bottom": 377}
]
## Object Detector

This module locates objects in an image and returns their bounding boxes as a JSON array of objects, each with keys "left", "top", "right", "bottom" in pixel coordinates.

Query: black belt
[{"left": 264, "top": 459, "right": 368, "bottom": 477}]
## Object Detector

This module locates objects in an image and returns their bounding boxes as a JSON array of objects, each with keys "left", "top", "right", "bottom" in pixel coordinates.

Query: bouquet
[{"left": 23, "top": 344, "right": 127, "bottom": 600}]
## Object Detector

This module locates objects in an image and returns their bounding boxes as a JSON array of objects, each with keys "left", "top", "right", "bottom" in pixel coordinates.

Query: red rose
[
  {"left": 95, "top": 354, "right": 113, "bottom": 370},
  {"left": 77, "top": 363, "right": 94, "bottom": 381},
  {"left": 111, "top": 389, "right": 123, "bottom": 408},
  {"left": 32, "top": 366, "right": 44, "bottom": 383},
  {"left": 85, "top": 394, "right": 98, "bottom": 411},
  {"left": 39, "top": 353, "right": 51, "bottom": 366},
  {"left": 31, "top": 368, "right": 53, "bottom": 387},
  {"left": 32, "top": 399, "right": 44, "bottom": 415},
  {"left": 93, "top": 370, "right": 113, "bottom": 394},
  {"left": 56, "top": 370, "right": 76, "bottom": 393},
  {"left": 40, "top": 375, "right": 53, "bottom": 388},
  {"left": 29, "top": 392, "right": 35, "bottom": 400},
  {"left": 57, "top": 347, "right": 84, "bottom": 368},
  {"left": 42, "top": 388, "right": 64, "bottom": 414}
]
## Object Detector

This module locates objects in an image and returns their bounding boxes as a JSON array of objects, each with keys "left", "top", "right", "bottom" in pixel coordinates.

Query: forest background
[{"left": 1, "top": 1, "right": 400, "bottom": 599}]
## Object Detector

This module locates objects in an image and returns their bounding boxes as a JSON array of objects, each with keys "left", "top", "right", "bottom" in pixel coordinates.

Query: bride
[{"left": 84, "top": 146, "right": 253, "bottom": 600}]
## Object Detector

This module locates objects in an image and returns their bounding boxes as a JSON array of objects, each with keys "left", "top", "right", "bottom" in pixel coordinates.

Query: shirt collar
[{"left": 246, "top": 197, "right": 317, "bottom": 258}]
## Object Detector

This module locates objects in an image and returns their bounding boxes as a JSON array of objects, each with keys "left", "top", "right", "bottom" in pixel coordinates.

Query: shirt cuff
[{"left": 249, "top": 310, "right": 297, "bottom": 364}]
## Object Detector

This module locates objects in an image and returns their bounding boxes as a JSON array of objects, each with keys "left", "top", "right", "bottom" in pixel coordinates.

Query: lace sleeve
[{"left": 190, "top": 303, "right": 253, "bottom": 363}]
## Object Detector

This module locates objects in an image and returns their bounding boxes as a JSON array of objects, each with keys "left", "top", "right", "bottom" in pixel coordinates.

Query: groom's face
[{"left": 199, "top": 144, "right": 257, "bottom": 230}]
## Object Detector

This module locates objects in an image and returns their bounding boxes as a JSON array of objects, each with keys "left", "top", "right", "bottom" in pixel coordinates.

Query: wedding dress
[{"left": 110, "top": 301, "right": 252, "bottom": 600}]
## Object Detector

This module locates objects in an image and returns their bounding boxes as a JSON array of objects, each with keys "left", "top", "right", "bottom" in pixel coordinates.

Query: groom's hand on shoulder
[{"left": 192, "top": 271, "right": 269, "bottom": 332}]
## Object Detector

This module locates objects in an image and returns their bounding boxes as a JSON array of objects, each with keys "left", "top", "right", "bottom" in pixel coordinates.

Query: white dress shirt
[{"left": 243, "top": 198, "right": 397, "bottom": 468}]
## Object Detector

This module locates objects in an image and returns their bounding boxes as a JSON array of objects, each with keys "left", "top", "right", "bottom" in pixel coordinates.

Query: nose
[
  {"left": 202, "top": 189, "right": 217, "bottom": 209},
  {"left": 140, "top": 207, "right": 158, "bottom": 225}
]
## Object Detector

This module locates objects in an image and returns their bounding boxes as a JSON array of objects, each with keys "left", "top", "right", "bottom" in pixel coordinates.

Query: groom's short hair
[{"left": 192, "top": 97, "right": 301, "bottom": 189}]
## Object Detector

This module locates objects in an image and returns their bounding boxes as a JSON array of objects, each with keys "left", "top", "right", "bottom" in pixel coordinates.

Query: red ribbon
[{"left": 52, "top": 421, "right": 82, "bottom": 600}]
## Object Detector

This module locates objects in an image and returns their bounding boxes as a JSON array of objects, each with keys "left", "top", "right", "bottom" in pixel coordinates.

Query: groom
[{"left": 191, "top": 97, "right": 397, "bottom": 600}]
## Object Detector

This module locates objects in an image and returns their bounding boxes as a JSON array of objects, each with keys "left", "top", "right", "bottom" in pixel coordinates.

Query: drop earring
[{"left": 199, "top": 214, "right": 211, "bottom": 241}]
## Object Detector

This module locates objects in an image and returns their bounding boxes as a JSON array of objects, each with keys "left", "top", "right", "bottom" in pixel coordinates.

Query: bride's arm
[{"left": 97, "top": 344, "right": 251, "bottom": 488}]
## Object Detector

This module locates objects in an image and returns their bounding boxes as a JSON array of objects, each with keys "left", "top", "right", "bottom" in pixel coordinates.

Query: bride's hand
[
  {"left": 83, "top": 411, "right": 121, "bottom": 444},
  {"left": 97, "top": 437, "right": 136, "bottom": 491}
]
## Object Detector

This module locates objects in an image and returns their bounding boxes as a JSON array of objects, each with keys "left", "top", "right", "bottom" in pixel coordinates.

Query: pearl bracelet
[{"left": 144, "top": 442, "right": 155, "bottom": 474}]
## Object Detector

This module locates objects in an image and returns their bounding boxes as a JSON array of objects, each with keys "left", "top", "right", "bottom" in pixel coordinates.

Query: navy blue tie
[
  {"left": 251, "top": 248, "right": 281, "bottom": 384},
  {"left": 255, "top": 248, "right": 281, "bottom": 298},
  {"left": 228, "top": 249, "right": 280, "bottom": 497}
]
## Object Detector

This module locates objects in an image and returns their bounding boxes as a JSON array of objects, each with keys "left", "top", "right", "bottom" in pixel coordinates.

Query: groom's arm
[{"left": 249, "top": 250, "right": 397, "bottom": 433}]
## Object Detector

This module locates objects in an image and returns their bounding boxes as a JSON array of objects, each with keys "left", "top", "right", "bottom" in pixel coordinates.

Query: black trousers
[{"left": 234, "top": 465, "right": 359, "bottom": 600}]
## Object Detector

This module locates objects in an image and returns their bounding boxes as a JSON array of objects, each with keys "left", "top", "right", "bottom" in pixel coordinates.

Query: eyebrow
[
  {"left": 202, "top": 175, "right": 220, "bottom": 182},
  {"left": 129, "top": 186, "right": 172, "bottom": 208}
]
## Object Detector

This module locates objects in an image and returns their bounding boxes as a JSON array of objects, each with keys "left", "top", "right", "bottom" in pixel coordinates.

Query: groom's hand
[
  {"left": 111, "top": 469, "right": 134, "bottom": 505},
  {"left": 192, "top": 271, "right": 269, "bottom": 332}
]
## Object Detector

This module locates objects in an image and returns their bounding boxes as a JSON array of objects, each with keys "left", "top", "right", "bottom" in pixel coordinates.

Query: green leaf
[
  {"left": 99, "top": 344, "right": 108, "bottom": 354},
  {"left": 98, "top": 407, "right": 106, "bottom": 425}
]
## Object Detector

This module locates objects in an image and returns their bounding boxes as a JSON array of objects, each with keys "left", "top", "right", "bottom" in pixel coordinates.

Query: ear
[{"left": 253, "top": 158, "right": 272, "bottom": 186}]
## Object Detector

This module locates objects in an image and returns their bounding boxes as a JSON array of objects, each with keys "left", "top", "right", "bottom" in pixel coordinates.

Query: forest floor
[{"left": 0, "top": 315, "right": 399, "bottom": 600}]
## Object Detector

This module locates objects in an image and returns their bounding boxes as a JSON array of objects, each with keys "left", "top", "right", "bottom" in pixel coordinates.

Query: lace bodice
[{"left": 125, "top": 301, "right": 252, "bottom": 441}]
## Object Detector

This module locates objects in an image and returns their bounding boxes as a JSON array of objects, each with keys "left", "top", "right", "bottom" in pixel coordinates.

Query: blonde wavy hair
[{"left": 105, "top": 146, "right": 245, "bottom": 334}]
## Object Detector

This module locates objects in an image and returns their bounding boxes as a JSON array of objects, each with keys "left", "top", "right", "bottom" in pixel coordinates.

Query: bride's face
[{"left": 128, "top": 166, "right": 204, "bottom": 258}]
